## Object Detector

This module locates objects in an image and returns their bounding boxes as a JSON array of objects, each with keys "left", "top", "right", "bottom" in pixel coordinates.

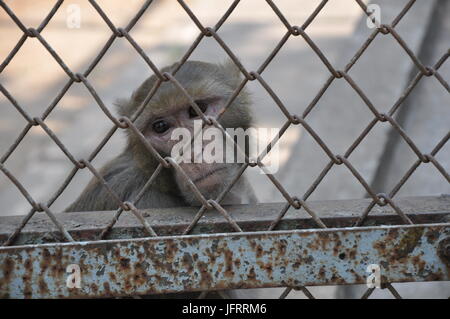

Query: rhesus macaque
[
  {"left": 66, "top": 60, "right": 258, "bottom": 213},
  {"left": 65, "top": 60, "right": 258, "bottom": 299}
]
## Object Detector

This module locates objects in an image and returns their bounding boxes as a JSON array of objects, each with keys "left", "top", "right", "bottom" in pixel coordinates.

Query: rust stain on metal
[
  {"left": 197, "top": 260, "right": 213, "bottom": 288},
  {"left": 437, "top": 237, "right": 450, "bottom": 274},
  {"left": 393, "top": 228, "right": 424, "bottom": 260},
  {"left": 223, "top": 249, "right": 234, "bottom": 278},
  {"left": 0, "top": 223, "right": 448, "bottom": 298}
]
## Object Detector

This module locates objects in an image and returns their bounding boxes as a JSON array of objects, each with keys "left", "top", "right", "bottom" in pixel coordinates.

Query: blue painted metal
[{"left": 0, "top": 222, "right": 448, "bottom": 298}]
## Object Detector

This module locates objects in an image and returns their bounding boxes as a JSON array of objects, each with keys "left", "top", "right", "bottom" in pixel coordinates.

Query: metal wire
[{"left": 0, "top": 0, "right": 449, "bottom": 299}]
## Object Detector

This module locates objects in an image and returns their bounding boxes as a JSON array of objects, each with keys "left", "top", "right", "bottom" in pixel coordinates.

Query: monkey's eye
[
  {"left": 189, "top": 100, "right": 208, "bottom": 118},
  {"left": 152, "top": 120, "right": 170, "bottom": 134}
]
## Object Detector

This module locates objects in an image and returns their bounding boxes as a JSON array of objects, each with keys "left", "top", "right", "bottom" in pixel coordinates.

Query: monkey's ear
[
  {"left": 220, "top": 59, "right": 243, "bottom": 82},
  {"left": 114, "top": 97, "right": 134, "bottom": 118}
]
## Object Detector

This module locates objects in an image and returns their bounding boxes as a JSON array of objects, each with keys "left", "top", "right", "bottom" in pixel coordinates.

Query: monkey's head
[{"left": 117, "top": 60, "right": 253, "bottom": 205}]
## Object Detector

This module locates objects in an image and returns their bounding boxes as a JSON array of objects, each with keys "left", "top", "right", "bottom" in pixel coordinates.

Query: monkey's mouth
[{"left": 192, "top": 166, "right": 228, "bottom": 184}]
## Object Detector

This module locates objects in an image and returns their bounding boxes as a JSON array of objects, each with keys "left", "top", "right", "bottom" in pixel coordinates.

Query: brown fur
[{"left": 65, "top": 60, "right": 256, "bottom": 213}]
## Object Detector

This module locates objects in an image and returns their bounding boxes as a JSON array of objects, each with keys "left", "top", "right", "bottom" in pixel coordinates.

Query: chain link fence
[{"left": 0, "top": 0, "right": 449, "bottom": 299}]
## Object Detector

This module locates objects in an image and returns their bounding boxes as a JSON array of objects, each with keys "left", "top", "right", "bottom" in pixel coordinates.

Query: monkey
[
  {"left": 65, "top": 60, "right": 258, "bottom": 213},
  {"left": 65, "top": 60, "right": 259, "bottom": 299}
]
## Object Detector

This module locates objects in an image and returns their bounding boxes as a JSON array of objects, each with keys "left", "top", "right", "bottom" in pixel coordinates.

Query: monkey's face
[
  {"left": 122, "top": 61, "right": 252, "bottom": 206},
  {"left": 143, "top": 96, "right": 222, "bottom": 154},
  {"left": 142, "top": 94, "right": 241, "bottom": 205}
]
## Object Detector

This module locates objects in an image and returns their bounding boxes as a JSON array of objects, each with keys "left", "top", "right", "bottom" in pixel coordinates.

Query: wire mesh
[{"left": 0, "top": 0, "right": 449, "bottom": 299}]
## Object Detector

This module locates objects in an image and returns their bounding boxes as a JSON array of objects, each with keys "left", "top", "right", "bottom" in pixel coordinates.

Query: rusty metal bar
[
  {"left": 1, "top": 220, "right": 448, "bottom": 298},
  {"left": 0, "top": 196, "right": 449, "bottom": 245}
]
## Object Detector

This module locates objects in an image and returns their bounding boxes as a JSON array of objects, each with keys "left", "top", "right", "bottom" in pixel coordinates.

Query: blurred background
[{"left": 0, "top": 0, "right": 449, "bottom": 298}]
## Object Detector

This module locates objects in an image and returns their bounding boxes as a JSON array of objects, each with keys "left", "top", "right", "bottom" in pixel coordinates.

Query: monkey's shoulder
[{"left": 66, "top": 154, "right": 185, "bottom": 212}]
